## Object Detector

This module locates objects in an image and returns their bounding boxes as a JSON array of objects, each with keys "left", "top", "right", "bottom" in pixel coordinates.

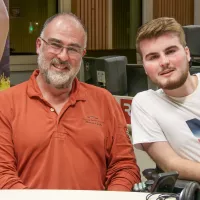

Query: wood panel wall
[
  {"left": 72, "top": 0, "right": 108, "bottom": 50},
  {"left": 153, "top": 0, "right": 194, "bottom": 25},
  {"left": 112, "top": 0, "right": 130, "bottom": 49}
]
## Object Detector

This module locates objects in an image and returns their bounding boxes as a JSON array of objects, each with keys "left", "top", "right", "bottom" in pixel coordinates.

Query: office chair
[{"left": 183, "top": 25, "right": 200, "bottom": 66}]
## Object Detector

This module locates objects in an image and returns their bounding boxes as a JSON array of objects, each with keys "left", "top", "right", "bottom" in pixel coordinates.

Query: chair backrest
[{"left": 183, "top": 25, "right": 200, "bottom": 57}]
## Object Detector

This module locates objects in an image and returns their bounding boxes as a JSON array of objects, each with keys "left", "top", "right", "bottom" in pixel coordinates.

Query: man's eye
[
  {"left": 50, "top": 43, "right": 62, "bottom": 49},
  {"left": 166, "top": 49, "right": 176, "bottom": 55},
  {"left": 149, "top": 55, "right": 158, "bottom": 60},
  {"left": 68, "top": 47, "right": 79, "bottom": 53}
]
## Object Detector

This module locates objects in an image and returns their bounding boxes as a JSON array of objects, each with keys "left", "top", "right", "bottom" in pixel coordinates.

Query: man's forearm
[
  {"left": 6, "top": 182, "right": 27, "bottom": 189},
  {"left": 106, "top": 168, "right": 141, "bottom": 191},
  {"left": 0, "top": 177, "right": 28, "bottom": 189},
  {"left": 163, "top": 157, "right": 200, "bottom": 182},
  {"left": 145, "top": 142, "right": 200, "bottom": 182}
]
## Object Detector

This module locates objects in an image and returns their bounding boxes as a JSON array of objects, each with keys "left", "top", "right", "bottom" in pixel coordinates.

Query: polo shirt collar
[{"left": 27, "top": 70, "right": 87, "bottom": 102}]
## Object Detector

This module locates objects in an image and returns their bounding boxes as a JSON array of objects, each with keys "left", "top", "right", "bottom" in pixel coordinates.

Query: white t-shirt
[{"left": 131, "top": 73, "right": 200, "bottom": 162}]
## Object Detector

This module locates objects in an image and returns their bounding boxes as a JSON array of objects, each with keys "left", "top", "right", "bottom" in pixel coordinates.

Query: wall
[
  {"left": 72, "top": 0, "right": 109, "bottom": 50},
  {"left": 142, "top": 0, "right": 196, "bottom": 25},
  {"left": 153, "top": 0, "right": 194, "bottom": 25},
  {"left": 10, "top": 55, "right": 37, "bottom": 86},
  {"left": 130, "top": 0, "right": 142, "bottom": 49},
  {"left": 194, "top": 0, "right": 200, "bottom": 25},
  {"left": 10, "top": 0, "right": 51, "bottom": 53},
  {"left": 9, "top": 0, "right": 58, "bottom": 85}
]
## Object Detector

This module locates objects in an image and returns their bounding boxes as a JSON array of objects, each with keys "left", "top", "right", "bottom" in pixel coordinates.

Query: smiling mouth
[
  {"left": 159, "top": 69, "right": 175, "bottom": 76},
  {"left": 52, "top": 63, "right": 69, "bottom": 70}
]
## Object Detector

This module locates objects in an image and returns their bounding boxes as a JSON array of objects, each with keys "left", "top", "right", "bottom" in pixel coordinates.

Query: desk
[{"left": 0, "top": 190, "right": 176, "bottom": 200}]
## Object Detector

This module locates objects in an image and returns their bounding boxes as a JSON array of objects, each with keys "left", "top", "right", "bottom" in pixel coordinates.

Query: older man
[{"left": 0, "top": 13, "right": 140, "bottom": 190}]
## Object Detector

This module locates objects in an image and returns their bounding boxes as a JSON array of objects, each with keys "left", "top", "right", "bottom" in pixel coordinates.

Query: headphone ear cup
[{"left": 179, "top": 182, "right": 200, "bottom": 200}]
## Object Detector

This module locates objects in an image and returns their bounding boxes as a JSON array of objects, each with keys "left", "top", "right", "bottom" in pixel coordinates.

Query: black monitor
[
  {"left": 183, "top": 25, "right": 200, "bottom": 57},
  {"left": 126, "top": 64, "right": 148, "bottom": 96},
  {"left": 81, "top": 56, "right": 97, "bottom": 84},
  {"left": 183, "top": 25, "right": 200, "bottom": 66},
  {"left": 190, "top": 66, "right": 200, "bottom": 75},
  {"left": 82, "top": 56, "right": 128, "bottom": 95},
  {"left": 126, "top": 64, "right": 157, "bottom": 97}
]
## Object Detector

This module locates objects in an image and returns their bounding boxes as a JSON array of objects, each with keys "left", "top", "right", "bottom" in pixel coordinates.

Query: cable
[{"left": 146, "top": 192, "right": 180, "bottom": 200}]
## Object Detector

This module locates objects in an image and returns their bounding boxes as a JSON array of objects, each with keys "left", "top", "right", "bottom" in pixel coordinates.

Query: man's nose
[
  {"left": 57, "top": 48, "right": 69, "bottom": 61},
  {"left": 159, "top": 54, "right": 169, "bottom": 67}
]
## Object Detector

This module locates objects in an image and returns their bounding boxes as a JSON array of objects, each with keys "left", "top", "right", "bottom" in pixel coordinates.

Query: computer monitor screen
[
  {"left": 82, "top": 56, "right": 128, "bottom": 95},
  {"left": 94, "top": 56, "right": 127, "bottom": 95},
  {"left": 183, "top": 25, "right": 200, "bottom": 57},
  {"left": 126, "top": 64, "right": 157, "bottom": 97},
  {"left": 81, "top": 56, "right": 97, "bottom": 84},
  {"left": 126, "top": 64, "right": 148, "bottom": 96},
  {"left": 190, "top": 66, "right": 200, "bottom": 75}
]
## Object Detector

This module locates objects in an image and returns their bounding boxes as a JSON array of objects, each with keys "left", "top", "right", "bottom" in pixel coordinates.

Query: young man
[
  {"left": 0, "top": 0, "right": 9, "bottom": 60},
  {"left": 131, "top": 17, "right": 200, "bottom": 182},
  {"left": 0, "top": 13, "right": 140, "bottom": 190}
]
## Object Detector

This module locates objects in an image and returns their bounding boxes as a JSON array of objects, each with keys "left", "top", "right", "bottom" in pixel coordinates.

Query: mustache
[{"left": 51, "top": 58, "right": 71, "bottom": 69}]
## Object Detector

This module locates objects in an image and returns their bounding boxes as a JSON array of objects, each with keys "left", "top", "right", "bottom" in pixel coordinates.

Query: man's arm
[
  {"left": 0, "top": 0, "right": 9, "bottom": 60},
  {"left": 0, "top": 110, "right": 27, "bottom": 189},
  {"left": 105, "top": 96, "right": 141, "bottom": 191},
  {"left": 143, "top": 141, "right": 200, "bottom": 182}
]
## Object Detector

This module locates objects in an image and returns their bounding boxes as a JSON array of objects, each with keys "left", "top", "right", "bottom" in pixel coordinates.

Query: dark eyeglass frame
[{"left": 39, "top": 37, "right": 85, "bottom": 57}]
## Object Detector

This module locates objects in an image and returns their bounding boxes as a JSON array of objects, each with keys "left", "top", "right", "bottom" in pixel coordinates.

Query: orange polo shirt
[{"left": 0, "top": 70, "right": 140, "bottom": 190}]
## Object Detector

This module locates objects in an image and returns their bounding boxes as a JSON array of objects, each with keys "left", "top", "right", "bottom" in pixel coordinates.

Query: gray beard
[
  {"left": 37, "top": 54, "right": 79, "bottom": 89},
  {"left": 41, "top": 69, "right": 72, "bottom": 89}
]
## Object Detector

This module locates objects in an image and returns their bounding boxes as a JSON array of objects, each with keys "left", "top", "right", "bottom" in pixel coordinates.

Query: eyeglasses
[{"left": 40, "top": 37, "right": 85, "bottom": 58}]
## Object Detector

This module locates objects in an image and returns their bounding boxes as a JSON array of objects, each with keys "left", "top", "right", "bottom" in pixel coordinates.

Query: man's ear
[
  {"left": 141, "top": 60, "right": 148, "bottom": 75},
  {"left": 36, "top": 37, "right": 42, "bottom": 55},
  {"left": 82, "top": 49, "right": 87, "bottom": 57},
  {"left": 185, "top": 46, "right": 191, "bottom": 62},
  {"left": 144, "top": 68, "right": 148, "bottom": 75}
]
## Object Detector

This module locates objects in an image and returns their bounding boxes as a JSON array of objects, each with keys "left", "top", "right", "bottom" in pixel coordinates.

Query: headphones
[{"left": 179, "top": 181, "right": 200, "bottom": 200}]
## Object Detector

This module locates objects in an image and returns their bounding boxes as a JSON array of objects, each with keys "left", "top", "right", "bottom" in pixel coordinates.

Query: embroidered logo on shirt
[
  {"left": 83, "top": 116, "right": 104, "bottom": 126},
  {"left": 186, "top": 118, "right": 200, "bottom": 142}
]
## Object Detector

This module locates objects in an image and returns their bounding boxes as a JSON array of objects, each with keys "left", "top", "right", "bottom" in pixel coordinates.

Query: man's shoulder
[
  {"left": 134, "top": 89, "right": 157, "bottom": 102},
  {"left": 132, "top": 89, "right": 166, "bottom": 112},
  {"left": 0, "top": 81, "right": 28, "bottom": 116},
  {"left": 79, "top": 81, "right": 113, "bottom": 98},
  {"left": 0, "top": 81, "right": 28, "bottom": 100}
]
